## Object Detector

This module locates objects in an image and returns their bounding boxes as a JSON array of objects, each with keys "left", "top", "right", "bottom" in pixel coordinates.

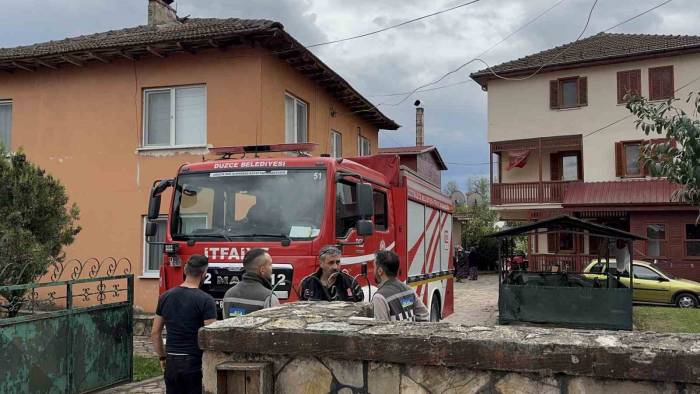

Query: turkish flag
[{"left": 506, "top": 149, "right": 531, "bottom": 171}]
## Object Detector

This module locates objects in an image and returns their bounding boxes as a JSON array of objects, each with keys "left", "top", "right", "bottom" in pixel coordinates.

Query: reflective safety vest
[
  {"left": 222, "top": 273, "right": 277, "bottom": 318},
  {"left": 375, "top": 278, "right": 418, "bottom": 321}
]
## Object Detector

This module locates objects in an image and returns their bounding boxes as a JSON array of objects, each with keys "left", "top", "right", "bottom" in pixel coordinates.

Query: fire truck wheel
[{"left": 429, "top": 294, "right": 441, "bottom": 322}]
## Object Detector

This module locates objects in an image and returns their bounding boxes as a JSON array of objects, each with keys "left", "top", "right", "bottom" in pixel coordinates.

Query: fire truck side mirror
[
  {"left": 356, "top": 219, "right": 374, "bottom": 236},
  {"left": 145, "top": 221, "right": 158, "bottom": 238},
  {"left": 357, "top": 183, "right": 374, "bottom": 219},
  {"left": 147, "top": 193, "right": 161, "bottom": 220},
  {"left": 148, "top": 179, "right": 174, "bottom": 220}
]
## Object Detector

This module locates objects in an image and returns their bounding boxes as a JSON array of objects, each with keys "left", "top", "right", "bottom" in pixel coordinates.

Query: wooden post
[
  {"left": 538, "top": 138, "right": 543, "bottom": 203},
  {"left": 627, "top": 239, "right": 634, "bottom": 292},
  {"left": 489, "top": 145, "right": 494, "bottom": 204}
]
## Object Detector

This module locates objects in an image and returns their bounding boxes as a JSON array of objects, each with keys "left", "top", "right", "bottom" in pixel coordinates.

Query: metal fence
[{"left": 0, "top": 258, "right": 133, "bottom": 393}]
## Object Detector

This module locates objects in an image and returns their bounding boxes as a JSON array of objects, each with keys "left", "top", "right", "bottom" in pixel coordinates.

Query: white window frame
[
  {"left": 142, "top": 85, "right": 207, "bottom": 149},
  {"left": 0, "top": 100, "right": 12, "bottom": 149},
  {"left": 142, "top": 215, "right": 167, "bottom": 278},
  {"left": 284, "top": 93, "right": 308, "bottom": 143},
  {"left": 331, "top": 130, "right": 342, "bottom": 158},
  {"left": 358, "top": 135, "right": 371, "bottom": 156}
]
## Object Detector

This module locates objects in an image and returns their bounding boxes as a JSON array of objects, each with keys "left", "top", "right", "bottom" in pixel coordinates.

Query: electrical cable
[{"left": 305, "top": 0, "right": 483, "bottom": 49}]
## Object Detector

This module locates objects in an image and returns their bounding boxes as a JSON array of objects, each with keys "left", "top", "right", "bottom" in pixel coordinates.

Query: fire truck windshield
[{"left": 171, "top": 169, "right": 326, "bottom": 241}]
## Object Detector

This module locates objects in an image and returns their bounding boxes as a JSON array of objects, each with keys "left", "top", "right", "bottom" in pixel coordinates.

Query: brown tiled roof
[
  {"left": 377, "top": 145, "right": 447, "bottom": 170},
  {"left": 0, "top": 18, "right": 399, "bottom": 130},
  {"left": 471, "top": 33, "right": 700, "bottom": 88},
  {"left": 0, "top": 18, "right": 279, "bottom": 60},
  {"left": 563, "top": 179, "right": 683, "bottom": 207}
]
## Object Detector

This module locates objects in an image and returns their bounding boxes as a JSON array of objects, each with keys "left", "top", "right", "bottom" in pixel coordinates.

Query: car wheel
[
  {"left": 430, "top": 295, "right": 441, "bottom": 322},
  {"left": 675, "top": 293, "right": 699, "bottom": 308}
]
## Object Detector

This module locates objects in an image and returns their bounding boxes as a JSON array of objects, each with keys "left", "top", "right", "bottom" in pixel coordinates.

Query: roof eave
[
  {"left": 0, "top": 22, "right": 399, "bottom": 131},
  {"left": 469, "top": 44, "right": 700, "bottom": 89}
]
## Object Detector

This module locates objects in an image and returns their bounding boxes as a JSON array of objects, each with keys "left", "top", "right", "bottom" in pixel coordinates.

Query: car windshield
[{"left": 172, "top": 169, "right": 326, "bottom": 241}]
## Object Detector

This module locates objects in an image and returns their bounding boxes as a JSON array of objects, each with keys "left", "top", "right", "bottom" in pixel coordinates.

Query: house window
[
  {"left": 143, "top": 86, "right": 206, "bottom": 148},
  {"left": 646, "top": 224, "right": 666, "bottom": 258},
  {"left": 0, "top": 100, "right": 11, "bottom": 149},
  {"left": 180, "top": 213, "right": 208, "bottom": 234},
  {"left": 285, "top": 94, "right": 307, "bottom": 143},
  {"left": 373, "top": 190, "right": 388, "bottom": 231},
  {"left": 550, "top": 151, "right": 581, "bottom": 181},
  {"left": 685, "top": 224, "right": 700, "bottom": 257},
  {"left": 617, "top": 69, "right": 641, "bottom": 103},
  {"left": 549, "top": 77, "right": 587, "bottom": 109},
  {"left": 330, "top": 130, "right": 342, "bottom": 158},
  {"left": 358, "top": 136, "right": 371, "bottom": 156},
  {"left": 143, "top": 216, "right": 167, "bottom": 276},
  {"left": 649, "top": 66, "right": 674, "bottom": 101},
  {"left": 614, "top": 141, "right": 643, "bottom": 177}
]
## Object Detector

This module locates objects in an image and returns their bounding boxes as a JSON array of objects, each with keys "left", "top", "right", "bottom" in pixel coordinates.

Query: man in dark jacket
[
  {"left": 222, "top": 248, "right": 280, "bottom": 318},
  {"left": 299, "top": 245, "right": 364, "bottom": 302},
  {"left": 468, "top": 247, "right": 479, "bottom": 280}
]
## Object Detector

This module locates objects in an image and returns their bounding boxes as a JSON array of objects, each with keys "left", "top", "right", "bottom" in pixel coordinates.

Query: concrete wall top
[{"left": 199, "top": 302, "right": 700, "bottom": 385}]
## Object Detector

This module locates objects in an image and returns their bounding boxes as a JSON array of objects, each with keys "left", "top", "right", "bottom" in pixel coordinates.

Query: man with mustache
[{"left": 299, "top": 245, "right": 364, "bottom": 302}]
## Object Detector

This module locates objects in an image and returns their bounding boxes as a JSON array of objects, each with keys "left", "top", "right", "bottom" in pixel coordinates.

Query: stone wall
[{"left": 199, "top": 303, "right": 700, "bottom": 394}]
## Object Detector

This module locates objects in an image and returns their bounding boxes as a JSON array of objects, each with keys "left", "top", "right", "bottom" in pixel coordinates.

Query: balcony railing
[
  {"left": 528, "top": 254, "right": 597, "bottom": 273},
  {"left": 491, "top": 181, "right": 576, "bottom": 205}
]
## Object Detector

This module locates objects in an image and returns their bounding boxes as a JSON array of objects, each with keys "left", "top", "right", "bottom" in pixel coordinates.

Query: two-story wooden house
[
  {"left": 0, "top": 0, "right": 398, "bottom": 311},
  {"left": 471, "top": 33, "right": 700, "bottom": 281}
]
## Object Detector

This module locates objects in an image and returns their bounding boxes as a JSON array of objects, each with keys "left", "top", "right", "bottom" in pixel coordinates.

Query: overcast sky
[{"left": 0, "top": 0, "right": 697, "bottom": 191}]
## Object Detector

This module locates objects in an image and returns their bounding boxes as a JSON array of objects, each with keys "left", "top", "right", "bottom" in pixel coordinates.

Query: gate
[{"left": 0, "top": 258, "right": 133, "bottom": 393}]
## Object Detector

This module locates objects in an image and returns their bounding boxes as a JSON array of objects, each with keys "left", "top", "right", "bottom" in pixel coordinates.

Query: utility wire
[
  {"left": 305, "top": 0, "right": 483, "bottom": 49},
  {"left": 476, "top": 0, "right": 673, "bottom": 82},
  {"left": 341, "top": 0, "right": 568, "bottom": 112},
  {"left": 383, "top": 0, "right": 598, "bottom": 107},
  {"left": 583, "top": 72, "right": 700, "bottom": 138},
  {"left": 361, "top": 0, "right": 565, "bottom": 98},
  {"left": 342, "top": 0, "right": 672, "bottom": 117}
]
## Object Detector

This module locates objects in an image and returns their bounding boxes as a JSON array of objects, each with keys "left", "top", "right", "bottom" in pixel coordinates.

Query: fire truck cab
[{"left": 146, "top": 143, "right": 454, "bottom": 320}]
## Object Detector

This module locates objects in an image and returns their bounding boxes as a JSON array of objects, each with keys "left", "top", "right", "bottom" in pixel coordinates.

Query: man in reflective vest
[
  {"left": 372, "top": 250, "right": 429, "bottom": 322},
  {"left": 222, "top": 248, "right": 280, "bottom": 318}
]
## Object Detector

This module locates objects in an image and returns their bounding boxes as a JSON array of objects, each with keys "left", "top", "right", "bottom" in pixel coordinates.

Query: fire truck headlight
[{"left": 164, "top": 243, "right": 180, "bottom": 255}]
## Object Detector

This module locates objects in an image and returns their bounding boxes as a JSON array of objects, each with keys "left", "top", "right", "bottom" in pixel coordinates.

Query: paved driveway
[{"left": 444, "top": 273, "right": 499, "bottom": 326}]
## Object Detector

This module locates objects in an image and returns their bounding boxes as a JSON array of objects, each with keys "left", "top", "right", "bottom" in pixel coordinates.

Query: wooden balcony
[
  {"left": 528, "top": 254, "right": 597, "bottom": 273},
  {"left": 491, "top": 181, "right": 577, "bottom": 205}
]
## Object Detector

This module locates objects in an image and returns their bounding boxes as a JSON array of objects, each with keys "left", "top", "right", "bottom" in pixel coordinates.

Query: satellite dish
[
  {"left": 466, "top": 192, "right": 484, "bottom": 207},
  {"left": 450, "top": 191, "right": 466, "bottom": 207}
]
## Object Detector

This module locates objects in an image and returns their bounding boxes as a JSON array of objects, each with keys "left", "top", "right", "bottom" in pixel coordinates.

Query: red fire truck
[{"left": 146, "top": 143, "right": 454, "bottom": 320}]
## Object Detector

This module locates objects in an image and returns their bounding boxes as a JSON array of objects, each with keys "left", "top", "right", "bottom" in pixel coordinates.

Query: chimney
[
  {"left": 148, "top": 0, "right": 178, "bottom": 26},
  {"left": 415, "top": 106, "right": 425, "bottom": 146}
]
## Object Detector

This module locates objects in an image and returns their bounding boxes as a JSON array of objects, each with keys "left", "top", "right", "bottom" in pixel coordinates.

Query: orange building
[{"left": 0, "top": 0, "right": 398, "bottom": 312}]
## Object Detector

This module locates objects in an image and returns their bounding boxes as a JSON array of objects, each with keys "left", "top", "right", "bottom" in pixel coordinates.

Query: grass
[
  {"left": 634, "top": 306, "right": 700, "bottom": 333},
  {"left": 133, "top": 355, "right": 162, "bottom": 382}
]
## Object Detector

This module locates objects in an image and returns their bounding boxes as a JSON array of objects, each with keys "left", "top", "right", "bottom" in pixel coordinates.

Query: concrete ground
[
  {"left": 105, "top": 273, "right": 499, "bottom": 392},
  {"left": 444, "top": 273, "right": 499, "bottom": 326}
]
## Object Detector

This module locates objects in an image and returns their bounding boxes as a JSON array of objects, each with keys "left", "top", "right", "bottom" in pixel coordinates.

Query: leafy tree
[
  {"left": 444, "top": 180, "right": 460, "bottom": 195},
  {"left": 627, "top": 94, "right": 699, "bottom": 210},
  {"left": 458, "top": 177, "right": 499, "bottom": 270},
  {"left": 0, "top": 151, "right": 81, "bottom": 316}
]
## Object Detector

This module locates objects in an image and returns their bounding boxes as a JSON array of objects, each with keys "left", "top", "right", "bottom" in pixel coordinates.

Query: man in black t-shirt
[{"left": 151, "top": 255, "right": 217, "bottom": 394}]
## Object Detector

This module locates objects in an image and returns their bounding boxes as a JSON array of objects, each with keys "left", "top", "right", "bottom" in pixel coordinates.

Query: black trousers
[{"left": 165, "top": 354, "right": 203, "bottom": 394}]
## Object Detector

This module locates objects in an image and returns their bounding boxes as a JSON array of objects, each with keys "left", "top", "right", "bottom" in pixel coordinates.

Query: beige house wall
[
  {"left": 0, "top": 48, "right": 381, "bottom": 312},
  {"left": 487, "top": 52, "right": 700, "bottom": 182}
]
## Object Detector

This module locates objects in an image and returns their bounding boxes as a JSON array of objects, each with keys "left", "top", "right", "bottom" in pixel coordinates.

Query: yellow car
[{"left": 583, "top": 259, "right": 700, "bottom": 308}]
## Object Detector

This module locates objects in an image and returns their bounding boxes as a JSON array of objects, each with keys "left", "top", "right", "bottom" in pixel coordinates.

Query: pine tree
[{"left": 0, "top": 150, "right": 81, "bottom": 317}]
